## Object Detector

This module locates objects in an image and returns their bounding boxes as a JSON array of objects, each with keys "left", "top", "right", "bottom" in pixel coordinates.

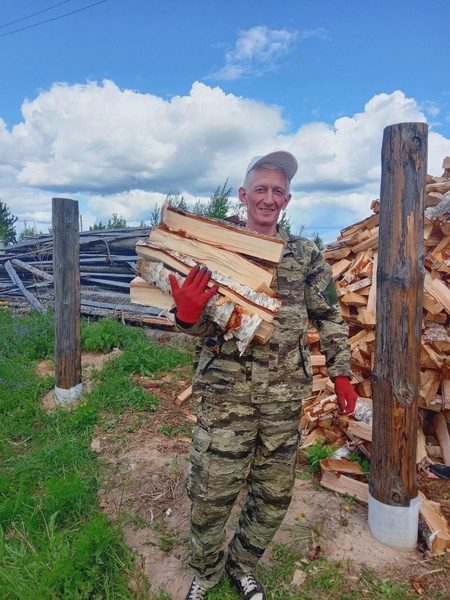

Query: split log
[
  {"left": 442, "top": 376, "right": 450, "bottom": 410},
  {"left": 420, "top": 369, "right": 441, "bottom": 409},
  {"left": 433, "top": 412, "right": 450, "bottom": 465},
  {"left": 345, "top": 419, "right": 372, "bottom": 442},
  {"left": 303, "top": 394, "right": 338, "bottom": 422},
  {"left": 418, "top": 493, "right": 450, "bottom": 553},
  {"left": 160, "top": 203, "right": 285, "bottom": 264},
  {"left": 130, "top": 276, "right": 175, "bottom": 310},
  {"left": 320, "top": 457, "right": 364, "bottom": 475},
  {"left": 135, "top": 260, "right": 273, "bottom": 353},
  {"left": 424, "top": 273, "right": 450, "bottom": 314},
  {"left": 135, "top": 242, "right": 281, "bottom": 322},
  {"left": 174, "top": 385, "right": 193, "bottom": 406},
  {"left": 300, "top": 427, "right": 326, "bottom": 449},
  {"left": 149, "top": 226, "right": 275, "bottom": 291}
]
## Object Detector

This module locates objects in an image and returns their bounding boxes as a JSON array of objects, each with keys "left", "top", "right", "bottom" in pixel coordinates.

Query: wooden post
[
  {"left": 52, "top": 198, "right": 82, "bottom": 405},
  {"left": 368, "top": 122, "right": 428, "bottom": 548}
]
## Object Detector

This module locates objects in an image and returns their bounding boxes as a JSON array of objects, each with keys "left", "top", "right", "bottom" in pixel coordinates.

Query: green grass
[
  {"left": 0, "top": 308, "right": 192, "bottom": 599},
  {"left": 1, "top": 308, "right": 449, "bottom": 600}
]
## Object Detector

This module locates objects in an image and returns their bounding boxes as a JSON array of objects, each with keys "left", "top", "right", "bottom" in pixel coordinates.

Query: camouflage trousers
[{"left": 186, "top": 396, "right": 302, "bottom": 586}]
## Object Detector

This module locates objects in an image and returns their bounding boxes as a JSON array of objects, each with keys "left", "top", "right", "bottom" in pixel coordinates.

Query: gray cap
[{"left": 245, "top": 150, "right": 298, "bottom": 181}]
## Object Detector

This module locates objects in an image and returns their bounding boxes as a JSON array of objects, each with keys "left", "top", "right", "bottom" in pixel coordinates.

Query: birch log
[{"left": 136, "top": 260, "right": 271, "bottom": 353}]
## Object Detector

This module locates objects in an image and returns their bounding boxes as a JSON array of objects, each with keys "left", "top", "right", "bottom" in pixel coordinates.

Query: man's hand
[
  {"left": 169, "top": 265, "right": 219, "bottom": 324},
  {"left": 334, "top": 376, "right": 359, "bottom": 415}
]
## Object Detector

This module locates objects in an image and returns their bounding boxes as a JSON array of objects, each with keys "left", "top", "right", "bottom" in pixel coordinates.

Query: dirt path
[{"left": 89, "top": 371, "right": 424, "bottom": 600}]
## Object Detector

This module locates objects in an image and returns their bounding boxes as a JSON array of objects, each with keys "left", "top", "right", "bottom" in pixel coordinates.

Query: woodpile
[
  {"left": 0, "top": 227, "right": 174, "bottom": 328},
  {"left": 301, "top": 156, "right": 450, "bottom": 553}
]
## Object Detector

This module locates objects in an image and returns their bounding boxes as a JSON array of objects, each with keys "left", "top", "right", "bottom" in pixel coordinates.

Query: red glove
[
  {"left": 169, "top": 265, "right": 219, "bottom": 324},
  {"left": 334, "top": 376, "right": 358, "bottom": 415}
]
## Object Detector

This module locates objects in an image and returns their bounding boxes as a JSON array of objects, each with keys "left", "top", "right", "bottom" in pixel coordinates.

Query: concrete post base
[
  {"left": 55, "top": 383, "right": 83, "bottom": 406},
  {"left": 368, "top": 492, "right": 421, "bottom": 549}
]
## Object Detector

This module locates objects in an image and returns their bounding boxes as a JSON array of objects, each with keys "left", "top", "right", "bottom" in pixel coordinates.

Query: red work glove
[
  {"left": 334, "top": 376, "right": 359, "bottom": 415},
  {"left": 169, "top": 265, "right": 219, "bottom": 324}
]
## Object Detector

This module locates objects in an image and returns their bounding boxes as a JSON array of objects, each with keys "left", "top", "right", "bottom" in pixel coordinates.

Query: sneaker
[
  {"left": 185, "top": 578, "right": 208, "bottom": 600},
  {"left": 231, "top": 573, "right": 266, "bottom": 600}
]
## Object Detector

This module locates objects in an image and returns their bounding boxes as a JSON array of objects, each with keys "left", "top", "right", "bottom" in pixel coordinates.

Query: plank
[
  {"left": 4, "top": 260, "right": 46, "bottom": 313},
  {"left": 320, "top": 471, "right": 369, "bottom": 504},
  {"left": 10, "top": 258, "right": 54, "bottom": 281}
]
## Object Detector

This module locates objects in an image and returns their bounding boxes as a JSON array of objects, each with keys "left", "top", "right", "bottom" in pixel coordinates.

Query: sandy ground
[{"left": 38, "top": 351, "right": 450, "bottom": 599}]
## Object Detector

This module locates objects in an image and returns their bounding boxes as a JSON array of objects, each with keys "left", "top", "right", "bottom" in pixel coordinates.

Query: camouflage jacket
[{"left": 176, "top": 228, "right": 352, "bottom": 403}]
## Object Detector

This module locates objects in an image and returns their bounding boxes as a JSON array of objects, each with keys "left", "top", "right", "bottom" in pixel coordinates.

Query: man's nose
[{"left": 263, "top": 189, "right": 275, "bottom": 202}]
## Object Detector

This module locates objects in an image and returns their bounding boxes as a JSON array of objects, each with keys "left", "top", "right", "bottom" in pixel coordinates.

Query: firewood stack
[
  {"left": 304, "top": 157, "right": 450, "bottom": 446},
  {"left": 300, "top": 157, "right": 450, "bottom": 551}
]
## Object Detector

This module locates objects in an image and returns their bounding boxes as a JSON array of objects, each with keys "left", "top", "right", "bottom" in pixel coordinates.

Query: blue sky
[{"left": 1, "top": 0, "right": 449, "bottom": 242}]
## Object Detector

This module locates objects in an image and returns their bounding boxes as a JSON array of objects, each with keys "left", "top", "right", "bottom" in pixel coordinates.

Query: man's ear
[
  {"left": 239, "top": 186, "right": 247, "bottom": 205},
  {"left": 282, "top": 194, "right": 291, "bottom": 210}
]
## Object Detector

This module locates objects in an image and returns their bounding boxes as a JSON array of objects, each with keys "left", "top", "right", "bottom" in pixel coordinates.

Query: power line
[
  {"left": 0, "top": 1, "right": 74, "bottom": 30},
  {"left": 0, "top": 0, "right": 109, "bottom": 38}
]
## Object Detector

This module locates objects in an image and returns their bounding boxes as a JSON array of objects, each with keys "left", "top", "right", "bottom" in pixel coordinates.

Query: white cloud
[
  {"left": 290, "top": 91, "right": 428, "bottom": 190},
  {"left": 1, "top": 82, "right": 449, "bottom": 243},
  {"left": 210, "top": 25, "right": 299, "bottom": 81},
  {"left": 3, "top": 80, "right": 284, "bottom": 194}
]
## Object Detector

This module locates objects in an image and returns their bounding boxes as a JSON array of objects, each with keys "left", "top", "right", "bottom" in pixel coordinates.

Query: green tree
[
  {"left": 0, "top": 200, "right": 17, "bottom": 245},
  {"left": 18, "top": 221, "right": 41, "bottom": 241},
  {"left": 279, "top": 210, "right": 291, "bottom": 234},
  {"left": 89, "top": 214, "right": 127, "bottom": 231},
  {"left": 107, "top": 213, "right": 126, "bottom": 229},
  {"left": 193, "top": 180, "right": 233, "bottom": 219},
  {"left": 167, "top": 192, "right": 188, "bottom": 212},
  {"left": 205, "top": 180, "right": 232, "bottom": 219},
  {"left": 89, "top": 221, "right": 106, "bottom": 231},
  {"left": 312, "top": 232, "right": 324, "bottom": 250},
  {"left": 149, "top": 203, "right": 161, "bottom": 227}
]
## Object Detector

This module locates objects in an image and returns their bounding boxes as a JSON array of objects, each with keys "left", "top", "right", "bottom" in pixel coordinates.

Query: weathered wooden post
[
  {"left": 52, "top": 198, "right": 82, "bottom": 405},
  {"left": 368, "top": 122, "right": 428, "bottom": 548}
]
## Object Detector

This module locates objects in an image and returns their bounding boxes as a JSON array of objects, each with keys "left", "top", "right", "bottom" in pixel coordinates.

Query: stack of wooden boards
[
  {"left": 302, "top": 156, "right": 450, "bottom": 553},
  {"left": 131, "top": 202, "right": 285, "bottom": 354}
]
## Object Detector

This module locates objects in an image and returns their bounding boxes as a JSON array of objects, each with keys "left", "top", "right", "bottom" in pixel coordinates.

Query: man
[{"left": 169, "top": 151, "right": 357, "bottom": 600}]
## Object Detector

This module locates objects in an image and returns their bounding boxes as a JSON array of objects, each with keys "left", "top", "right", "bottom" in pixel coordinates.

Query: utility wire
[
  {"left": 0, "top": 0, "right": 74, "bottom": 30},
  {"left": 0, "top": 0, "right": 109, "bottom": 38}
]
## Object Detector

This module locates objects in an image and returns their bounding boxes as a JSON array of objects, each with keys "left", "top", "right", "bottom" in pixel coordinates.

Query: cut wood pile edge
[{"left": 305, "top": 156, "right": 450, "bottom": 553}]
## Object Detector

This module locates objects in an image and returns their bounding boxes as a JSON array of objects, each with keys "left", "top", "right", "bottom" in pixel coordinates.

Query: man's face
[{"left": 239, "top": 167, "right": 291, "bottom": 235}]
